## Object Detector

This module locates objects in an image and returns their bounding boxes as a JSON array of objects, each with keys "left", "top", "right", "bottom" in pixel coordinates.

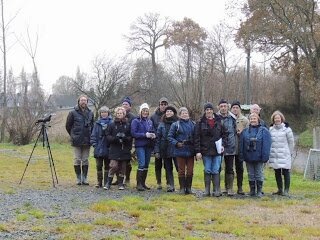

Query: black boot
[
  {"left": 203, "top": 172, "right": 211, "bottom": 197},
  {"left": 249, "top": 181, "right": 256, "bottom": 196},
  {"left": 155, "top": 159, "right": 162, "bottom": 190},
  {"left": 226, "top": 173, "right": 235, "bottom": 196},
  {"left": 185, "top": 176, "right": 193, "bottom": 194},
  {"left": 256, "top": 180, "right": 263, "bottom": 198},
  {"left": 118, "top": 176, "right": 125, "bottom": 190},
  {"left": 74, "top": 165, "right": 82, "bottom": 185},
  {"left": 125, "top": 162, "right": 132, "bottom": 184},
  {"left": 273, "top": 169, "right": 283, "bottom": 195},
  {"left": 236, "top": 171, "right": 244, "bottom": 195},
  {"left": 104, "top": 176, "right": 113, "bottom": 190},
  {"left": 178, "top": 176, "right": 186, "bottom": 194},
  {"left": 95, "top": 170, "right": 103, "bottom": 188},
  {"left": 166, "top": 170, "right": 175, "bottom": 192},
  {"left": 283, "top": 170, "right": 290, "bottom": 196},
  {"left": 81, "top": 165, "right": 89, "bottom": 185},
  {"left": 142, "top": 170, "right": 150, "bottom": 190},
  {"left": 212, "top": 174, "right": 222, "bottom": 197},
  {"left": 103, "top": 171, "right": 108, "bottom": 187},
  {"left": 136, "top": 170, "right": 145, "bottom": 191}
]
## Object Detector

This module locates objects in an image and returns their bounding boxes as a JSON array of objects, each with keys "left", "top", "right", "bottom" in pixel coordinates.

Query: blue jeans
[
  {"left": 246, "top": 162, "right": 264, "bottom": 181},
  {"left": 203, "top": 155, "right": 222, "bottom": 174},
  {"left": 136, "top": 147, "right": 152, "bottom": 170}
]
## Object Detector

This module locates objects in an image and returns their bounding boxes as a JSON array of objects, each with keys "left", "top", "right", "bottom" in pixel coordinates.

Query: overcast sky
[{"left": 5, "top": 0, "right": 229, "bottom": 93}]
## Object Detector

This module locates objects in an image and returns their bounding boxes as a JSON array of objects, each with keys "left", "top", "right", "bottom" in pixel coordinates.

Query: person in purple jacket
[{"left": 131, "top": 103, "right": 156, "bottom": 191}]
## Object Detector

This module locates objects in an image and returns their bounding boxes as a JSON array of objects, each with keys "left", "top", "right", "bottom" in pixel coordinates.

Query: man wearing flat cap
[
  {"left": 230, "top": 100, "right": 249, "bottom": 194},
  {"left": 217, "top": 99, "right": 237, "bottom": 196}
]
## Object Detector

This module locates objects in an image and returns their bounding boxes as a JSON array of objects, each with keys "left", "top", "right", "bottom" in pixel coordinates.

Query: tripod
[{"left": 19, "top": 122, "right": 59, "bottom": 187}]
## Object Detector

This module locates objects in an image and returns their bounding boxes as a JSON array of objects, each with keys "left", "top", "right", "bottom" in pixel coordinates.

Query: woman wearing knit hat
[
  {"left": 131, "top": 103, "right": 156, "bottom": 191},
  {"left": 194, "top": 102, "right": 226, "bottom": 197},
  {"left": 168, "top": 107, "right": 196, "bottom": 194},
  {"left": 154, "top": 105, "right": 178, "bottom": 192}
]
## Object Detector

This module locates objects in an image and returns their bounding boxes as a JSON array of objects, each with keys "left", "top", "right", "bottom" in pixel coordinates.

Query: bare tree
[
  {"left": 0, "top": 0, "right": 19, "bottom": 142},
  {"left": 206, "top": 22, "right": 242, "bottom": 100},
  {"left": 164, "top": 17, "right": 207, "bottom": 118},
  {"left": 125, "top": 12, "right": 170, "bottom": 93},
  {"left": 52, "top": 75, "right": 77, "bottom": 95},
  {"left": 73, "top": 55, "right": 130, "bottom": 117}
]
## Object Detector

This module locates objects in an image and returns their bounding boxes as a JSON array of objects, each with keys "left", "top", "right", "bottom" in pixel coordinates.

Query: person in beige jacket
[{"left": 269, "top": 111, "right": 294, "bottom": 196}]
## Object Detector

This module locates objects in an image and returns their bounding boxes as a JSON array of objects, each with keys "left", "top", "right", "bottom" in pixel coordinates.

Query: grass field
[{"left": 1, "top": 143, "right": 320, "bottom": 239}]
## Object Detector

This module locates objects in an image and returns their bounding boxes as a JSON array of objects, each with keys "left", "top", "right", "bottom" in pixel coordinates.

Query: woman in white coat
[{"left": 269, "top": 111, "right": 294, "bottom": 196}]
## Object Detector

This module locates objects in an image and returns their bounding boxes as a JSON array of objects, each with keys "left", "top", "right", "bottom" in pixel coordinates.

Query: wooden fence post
[{"left": 314, "top": 127, "right": 320, "bottom": 149}]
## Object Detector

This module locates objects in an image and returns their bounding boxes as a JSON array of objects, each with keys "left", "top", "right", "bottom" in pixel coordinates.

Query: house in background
[{"left": 46, "top": 94, "right": 78, "bottom": 110}]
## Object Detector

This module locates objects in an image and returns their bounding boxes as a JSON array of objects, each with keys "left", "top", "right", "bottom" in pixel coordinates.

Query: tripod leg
[
  {"left": 19, "top": 129, "right": 42, "bottom": 184},
  {"left": 44, "top": 127, "right": 59, "bottom": 187}
]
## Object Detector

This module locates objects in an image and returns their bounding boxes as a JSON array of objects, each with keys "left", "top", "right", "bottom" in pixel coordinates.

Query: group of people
[{"left": 65, "top": 95, "right": 294, "bottom": 197}]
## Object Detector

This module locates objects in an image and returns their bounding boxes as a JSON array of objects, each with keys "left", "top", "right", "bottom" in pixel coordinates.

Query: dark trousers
[
  {"left": 95, "top": 157, "right": 110, "bottom": 173},
  {"left": 176, "top": 157, "right": 194, "bottom": 177},
  {"left": 224, "top": 155, "right": 235, "bottom": 175}
]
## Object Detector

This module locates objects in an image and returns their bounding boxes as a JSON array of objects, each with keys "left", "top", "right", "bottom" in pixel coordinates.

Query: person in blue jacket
[
  {"left": 239, "top": 112, "right": 271, "bottom": 197},
  {"left": 131, "top": 103, "right": 156, "bottom": 191},
  {"left": 90, "top": 106, "right": 113, "bottom": 188},
  {"left": 154, "top": 105, "right": 178, "bottom": 192},
  {"left": 168, "top": 107, "right": 195, "bottom": 194}
]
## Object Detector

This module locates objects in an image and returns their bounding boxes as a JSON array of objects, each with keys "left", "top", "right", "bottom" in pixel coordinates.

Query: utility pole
[{"left": 245, "top": 45, "right": 251, "bottom": 105}]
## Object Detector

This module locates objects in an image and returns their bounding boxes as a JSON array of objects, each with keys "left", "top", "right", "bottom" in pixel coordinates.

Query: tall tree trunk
[
  {"left": 292, "top": 45, "right": 301, "bottom": 113},
  {"left": 1, "top": 0, "right": 7, "bottom": 142}
]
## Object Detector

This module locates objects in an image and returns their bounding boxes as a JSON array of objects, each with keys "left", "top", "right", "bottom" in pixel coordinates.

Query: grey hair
[
  {"left": 99, "top": 106, "right": 110, "bottom": 114},
  {"left": 178, "top": 107, "right": 188, "bottom": 116}
]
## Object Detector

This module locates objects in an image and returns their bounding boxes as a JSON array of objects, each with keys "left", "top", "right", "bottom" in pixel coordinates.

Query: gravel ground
[
  {"left": 0, "top": 148, "right": 309, "bottom": 239},
  {"left": 0, "top": 185, "right": 170, "bottom": 240}
]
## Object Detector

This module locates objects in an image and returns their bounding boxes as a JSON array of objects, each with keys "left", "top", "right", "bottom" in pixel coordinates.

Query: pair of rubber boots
[
  {"left": 136, "top": 170, "right": 150, "bottom": 191},
  {"left": 178, "top": 176, "right": 193, "bottom": 194},
  {"left": 273, "top": 170, "right": 290, "bottom": 196},
  {"left": 74, "top": 165, "right": 89, "bottom": 185},
  {"left": 156, "top": 168, "right": 175, "bottom": 192},
  {"left": 249, "top": 180, "right": 264, "bottom": 197},
  {"left": 95, "top": 170, "right": 109, "bottom": 188},
  {"left": 203, "top": 172, "right": 222, "bottom": 197}
]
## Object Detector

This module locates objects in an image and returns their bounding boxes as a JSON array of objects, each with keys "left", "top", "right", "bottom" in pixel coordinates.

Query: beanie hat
[
  {"left": 203, "top": 102, "right": 214, "bottom": 110},
  {"left": 218, "top": 99, "right": 228, "bottom": 105},
  {"left": 164, "top": 105, "right": 177, "bottom": 115},
  {"left": 139, "top": 103, "right": 149, "bottom": 115},
  {"left": 159, "top": 97, "right": 169, "bottom": 104},
  {"left": 231, "top": 100, "right": 241, "bottom": 109},
  {"left": 122, "top": 96, "right": 132, "bottom": 106}
]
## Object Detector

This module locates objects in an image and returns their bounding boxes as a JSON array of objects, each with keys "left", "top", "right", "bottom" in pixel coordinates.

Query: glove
[
  {"left": 196, "top": 153, "right": 202, "bottom": 160},
  {"left": 176, "top": 142, "right": 184, "bottom": 148},
  {"left": 146, "top": 132, "right": 155, "bottom": 138},
  {"left": 155, "top": 153, "right": 160, "bottom": 159}
]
